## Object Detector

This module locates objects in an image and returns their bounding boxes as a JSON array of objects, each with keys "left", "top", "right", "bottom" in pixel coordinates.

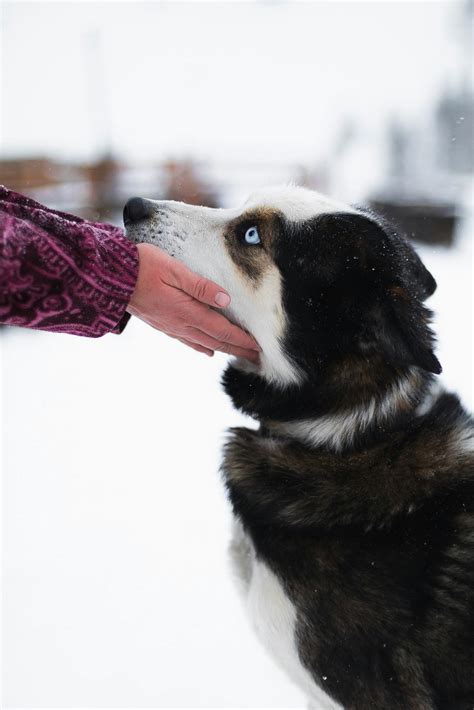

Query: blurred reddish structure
[
  {"left": 0, "top": 156, "right": 219, "bottom": 222},
  {"left": 0, "top": 158, "right": 70, "bottom": 192},
  {"left": 82, "top": 154, "right": 123, "bottom": 220},
  {"left": 162, "top": 159, "right": 219, "bottom": 207}
]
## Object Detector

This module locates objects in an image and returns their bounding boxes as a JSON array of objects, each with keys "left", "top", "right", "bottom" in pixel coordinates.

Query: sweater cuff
[
  {"left": 111, "top": 311, "right": 132, "bottom": 335},
  {"left": 92, "top": 227, "right": 139, "bottom": 336}
]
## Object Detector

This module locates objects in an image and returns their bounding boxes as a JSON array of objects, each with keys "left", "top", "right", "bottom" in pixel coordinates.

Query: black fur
[
  {"left": 224, "top": 213, "right": 441, "bottom": 422},
  {"left": 221, "top": 212, "right": 473, "bottom": 709}
]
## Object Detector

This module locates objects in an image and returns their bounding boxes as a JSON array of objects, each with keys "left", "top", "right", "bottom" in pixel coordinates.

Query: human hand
[{"left": 127, "top": 243, "right": 260, "bottom": 362}]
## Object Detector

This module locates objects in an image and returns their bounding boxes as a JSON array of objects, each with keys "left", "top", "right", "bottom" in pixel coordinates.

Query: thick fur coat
[{"left": 125, "top": 186, "right": 473, "bottom": 709}]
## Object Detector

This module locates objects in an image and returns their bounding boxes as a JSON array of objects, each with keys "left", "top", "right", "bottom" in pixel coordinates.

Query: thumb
[{"left": 165, "top": 257, "right": 231, "bottom": 309}]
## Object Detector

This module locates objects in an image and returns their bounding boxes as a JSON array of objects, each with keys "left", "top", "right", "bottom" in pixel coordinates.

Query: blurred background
[{"left": 1, "top": 1, "right": 473, "bottom": 707}]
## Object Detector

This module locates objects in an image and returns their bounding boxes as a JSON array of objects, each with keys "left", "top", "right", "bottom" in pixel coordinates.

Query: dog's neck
[{"left": 223, "top": 359, "right": 437, "bottom": 454}]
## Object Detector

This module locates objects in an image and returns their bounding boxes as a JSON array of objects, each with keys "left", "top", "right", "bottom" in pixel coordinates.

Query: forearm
[{"left": 0, "top": 186, "right": 139, "bottom": 337}]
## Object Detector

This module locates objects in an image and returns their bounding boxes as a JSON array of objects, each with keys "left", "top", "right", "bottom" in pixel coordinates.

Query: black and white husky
[{"left": 124, "top": 186, "right": 473, "bottom": 710}]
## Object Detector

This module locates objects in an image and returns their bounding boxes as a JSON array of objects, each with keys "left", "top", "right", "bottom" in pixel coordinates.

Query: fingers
[
  {"left": 128, "top": 246, "right": 261, "bottom": 360},
  {"left": 183, "top": 327, "right": 260, "bottom": 363},
  {"left": 163, "top": 255, "right": 231, "bottom": 309},
  {"left": 192, "top": 307, "right": 260, "bottom": 352},
  {"left": 134, "top": 312, "right": 258, "bottom": 362},
  {"left": 176, "top": 338, "right": 214, "bottom": 357}
]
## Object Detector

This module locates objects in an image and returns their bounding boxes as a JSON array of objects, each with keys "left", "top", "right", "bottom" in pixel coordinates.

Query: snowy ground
[{"left": 1, "top": 213, "right": 472, "bottom": 708}]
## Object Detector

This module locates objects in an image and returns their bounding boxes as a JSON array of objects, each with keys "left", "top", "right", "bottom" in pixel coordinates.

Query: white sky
[{"left": 1, "top": 1, "right": 462, "bottom": 164}]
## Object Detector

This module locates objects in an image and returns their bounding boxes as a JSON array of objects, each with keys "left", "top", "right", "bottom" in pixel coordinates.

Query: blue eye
[{"left": 244, "top": 226, "right": 260, "bottom": 245}]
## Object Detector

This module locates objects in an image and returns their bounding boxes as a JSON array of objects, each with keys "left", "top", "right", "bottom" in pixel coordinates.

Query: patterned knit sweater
[{"left": 0, "top": 186, "right": 139, "bottom": 337}]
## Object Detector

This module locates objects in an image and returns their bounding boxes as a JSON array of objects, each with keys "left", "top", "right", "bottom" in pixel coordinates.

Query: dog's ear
[
  {"left": 370, "top": 215, "right": 437, "bottom": 301},
  {"left": 350, "top": 214, "right": 441, "bottom": 374},
  {"left": 398, "top": 242, "right": 437, "bottom": 300},
  {"left": 313, "top": 213, "right": 437, "bottom": 298},
  {"left": 365, "top": 286, "right": 442, "bottom": 374},
  {"left": 311, "top": 213, "right": 442, "bottom": 374}
]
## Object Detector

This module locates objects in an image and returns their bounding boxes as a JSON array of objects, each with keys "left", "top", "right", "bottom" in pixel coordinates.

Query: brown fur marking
[{"left": 224, "top": 207, "right": 282, "bottom": 284}]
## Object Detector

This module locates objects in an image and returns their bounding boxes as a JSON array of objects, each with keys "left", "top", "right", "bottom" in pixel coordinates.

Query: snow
[
  {"left": 2, "top": 207, "right": 471, "bottom": 707},
  {"left": 1, "top": 320, "right": 307, "bottom": 707}
]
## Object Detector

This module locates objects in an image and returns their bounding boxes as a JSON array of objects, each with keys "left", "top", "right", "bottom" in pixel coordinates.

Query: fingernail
[{"left": 215, "top": 292, "right": 231, "bottom": 308}]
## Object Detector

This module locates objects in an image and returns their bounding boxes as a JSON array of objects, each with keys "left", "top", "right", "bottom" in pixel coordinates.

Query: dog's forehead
[{"left": 243, "top": 186, "right": 356, "bottom": 222}]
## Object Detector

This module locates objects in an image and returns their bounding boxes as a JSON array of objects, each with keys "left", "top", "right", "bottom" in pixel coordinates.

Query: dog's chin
[
  {"left": 124, "top": 227, "right": 263, "bottom": 371},
  {"left": 216, "top": 309, "right": 262, "bottom": 371}
]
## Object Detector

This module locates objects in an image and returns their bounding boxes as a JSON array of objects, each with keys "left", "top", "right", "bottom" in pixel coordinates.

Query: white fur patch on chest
[
  {"left": 229, "top": 520, "right": 342, "bottom": 710},
  {"left": 268, "top": 369, "right": 421, "bottom": 453}
]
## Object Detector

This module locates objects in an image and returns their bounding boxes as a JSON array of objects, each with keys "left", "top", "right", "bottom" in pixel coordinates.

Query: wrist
[{"left": 126, "top": 242, "right": 154, "bottom": 314}]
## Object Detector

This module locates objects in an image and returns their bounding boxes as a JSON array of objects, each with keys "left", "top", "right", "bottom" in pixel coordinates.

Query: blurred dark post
[
  {"left": 83, "top": 30, "right": 112, "bottom": 159},
  {"left": 83, "top": 154, "right": 122, "bottom": 221}
]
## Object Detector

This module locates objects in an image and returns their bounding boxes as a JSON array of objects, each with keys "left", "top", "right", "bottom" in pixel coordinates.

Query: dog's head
[{"left": 124, "top": 186, "right": 440, "bottom": 404}]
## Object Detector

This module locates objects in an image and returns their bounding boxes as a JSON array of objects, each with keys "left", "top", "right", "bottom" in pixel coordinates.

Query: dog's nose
[{"left": 123, "top": 197, "right": 153, "bottom": 226}]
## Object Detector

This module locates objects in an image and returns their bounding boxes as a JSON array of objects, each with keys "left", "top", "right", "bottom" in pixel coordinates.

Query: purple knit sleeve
[{"left": 0, "top": 186, "right": 139, "bottom": 337}]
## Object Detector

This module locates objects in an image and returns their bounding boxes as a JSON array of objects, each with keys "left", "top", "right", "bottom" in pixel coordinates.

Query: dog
[{"left": 124, "top": 186, "right": 473, "bottom": 710}]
